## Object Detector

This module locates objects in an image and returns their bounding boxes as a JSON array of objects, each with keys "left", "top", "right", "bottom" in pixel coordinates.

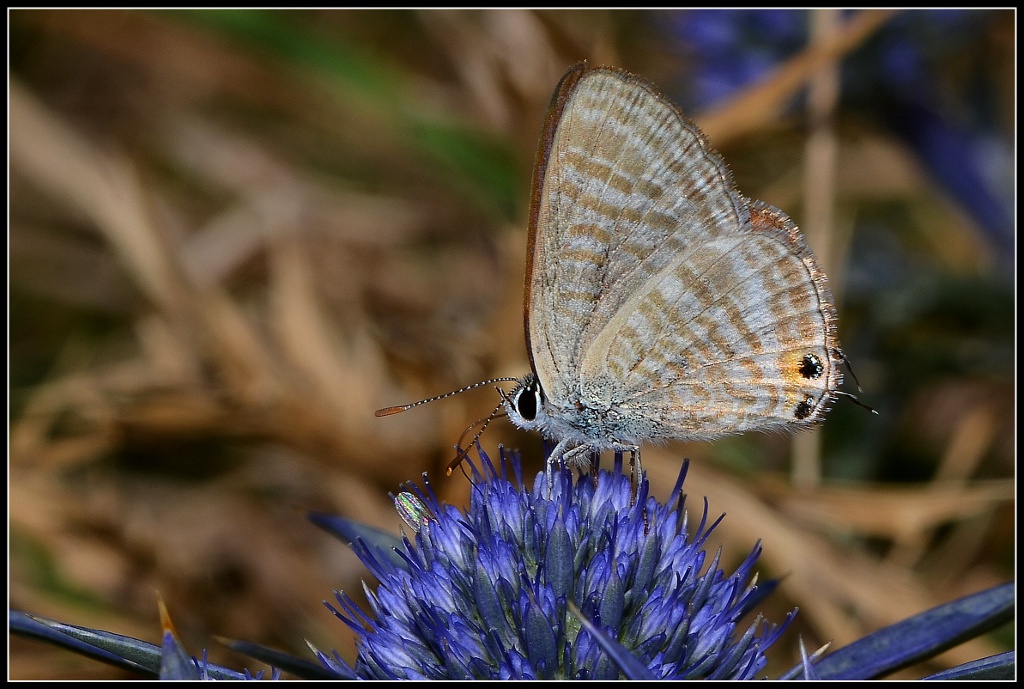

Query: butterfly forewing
[
  {"left": 528, "top": 66, "right": 749, "bottom": 407},
  {"left": 526, "top": 64, "right": 841, "bottom": 445}
]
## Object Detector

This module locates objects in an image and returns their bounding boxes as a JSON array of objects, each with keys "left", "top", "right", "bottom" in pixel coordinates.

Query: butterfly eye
[{"left": 515, "top": 380, "right": 542, "bottom": 422}]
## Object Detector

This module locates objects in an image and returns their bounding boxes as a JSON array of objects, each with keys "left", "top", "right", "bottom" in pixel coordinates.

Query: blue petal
[
  {"left": 307, "top": 511, "right": 408, "bottom": 572},
  {"left": 805, "top": 582, "right": 1014, "bottom": 679},
  {"left": 159, "top": 628, "right": 201, "bottom": 680},
  {"left": 524, "top": 600, "right": 559, "bottom": 676},
  {"left": 569, "top": 601, "right": 656, "bottom": 680},
  {"left": 473, "top": 557, "right": 508, "bottom": 632},
  {"left": 544, "top": 516, "right": 574, "bottom": 602},
  {"left": 598, "top": 565, "right": 626, "bottom": 631},
  {"left": 922, "top": 651, "right": 1015, "bottom": 680}
]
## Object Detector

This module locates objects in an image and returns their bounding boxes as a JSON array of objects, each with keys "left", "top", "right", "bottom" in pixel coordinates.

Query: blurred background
[{"left": 9, "top": 9, "right": 1014, "bottom": 679}]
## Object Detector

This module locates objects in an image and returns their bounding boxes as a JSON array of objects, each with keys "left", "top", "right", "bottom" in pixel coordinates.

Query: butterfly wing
[
  {"left": 526, "top": 64, "right": 749, "bottom": 409},
  {"left": 594, "top": 200, "right": 842, "bottom": 439},
  {"left": 527, "top": 64, "right": 841, "bottom": 442}
]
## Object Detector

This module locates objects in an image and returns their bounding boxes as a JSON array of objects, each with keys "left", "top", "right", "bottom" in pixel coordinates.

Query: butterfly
[{"left": 379, "top": 62, "right": 848, "bottom": 474}]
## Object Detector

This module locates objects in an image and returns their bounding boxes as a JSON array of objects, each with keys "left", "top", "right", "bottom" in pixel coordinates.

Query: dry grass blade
[
  {"left": 10, "top": 79, "right": 190, "bottom": 313},
  {"left": 697, "top": 9, "right": 897, "bottom": 143},
  {"left": 770, "top": 479, "right": 1015, "bottom": 541}
]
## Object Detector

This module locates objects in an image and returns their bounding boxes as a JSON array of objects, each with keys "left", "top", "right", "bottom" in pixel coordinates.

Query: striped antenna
[
  {"left": 837, "top": 390, "right": 878, "bottom": 415},
  {"left": 375, "top": 377, "right": 520, "bottom": 417},
  {"left": 837, "top": 351, "right": 877, "bottom": 414}
]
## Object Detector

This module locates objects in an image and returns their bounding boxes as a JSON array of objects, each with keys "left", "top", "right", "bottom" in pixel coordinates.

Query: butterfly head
[{"left": 503, "top": 373, "right": 548, "bottom": 433}]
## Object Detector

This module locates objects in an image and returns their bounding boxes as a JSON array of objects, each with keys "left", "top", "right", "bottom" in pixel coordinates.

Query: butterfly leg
[
  {"left": 608, "top": 442, "right": 642, "bottom": 480},
  {"left": 545, "top": 438, "right": 573, "bottom": 491},
  {"left": 630, "top": 447, "right": 643, "bottom": 482},
  {"left": 562, "top": 444, "right": 598, "bottom": 467},
  {"left": 606, "top": 442, "right": 642, "bottom": 499}
]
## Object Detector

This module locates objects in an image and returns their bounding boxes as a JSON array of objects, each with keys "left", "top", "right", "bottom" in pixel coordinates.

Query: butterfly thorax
[{"left": 504, "top": 373, "right": 651, "bottom": 451}]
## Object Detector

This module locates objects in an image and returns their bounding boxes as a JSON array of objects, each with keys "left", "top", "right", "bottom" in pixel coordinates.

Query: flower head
[
  {"left": 11, "top": 448, "right": 1013, "bottom": 680},
  {"left": 324, "top": 449, "right": 788, "bottom": 679}
]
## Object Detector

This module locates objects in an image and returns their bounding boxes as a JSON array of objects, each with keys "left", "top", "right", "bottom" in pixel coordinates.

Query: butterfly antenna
[
  {"left": 835, "top": 350, "right": 877, "bottom": 414},
  {"left": 838, "top": 349, "right": 865, "bottom": 392},
  {"left": 375, "top": 377, "right": 520, "bottom": 417},
  {"left": 446, "top": 400, "right": 508, "bottom": 476},
  {"left": 836, "top": 390, "right": 878, "bottom": 415}
]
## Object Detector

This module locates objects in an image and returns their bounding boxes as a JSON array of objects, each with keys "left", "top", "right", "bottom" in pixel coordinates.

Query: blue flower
[
  {"left": 319, "top": 448, "right": 788, "bottom": 680},
  {"left": 10, "top": 451, "right": 1014, "bottom": 680}
]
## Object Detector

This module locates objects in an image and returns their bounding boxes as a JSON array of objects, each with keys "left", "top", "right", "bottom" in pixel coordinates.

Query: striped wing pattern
[{"left": 526, "top": 64, "right": 841, "bottom": 445}]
